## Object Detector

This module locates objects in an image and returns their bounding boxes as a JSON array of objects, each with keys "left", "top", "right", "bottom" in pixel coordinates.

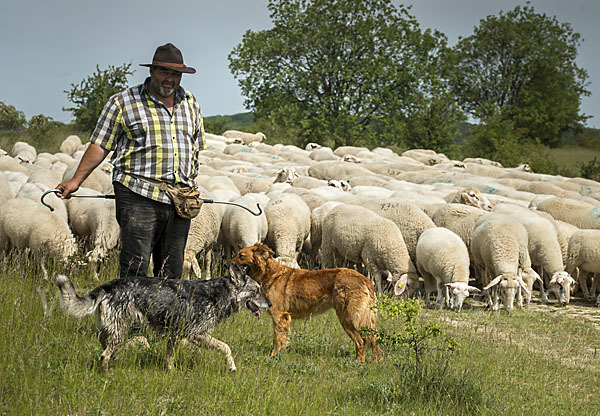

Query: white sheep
[
  {"left": 0, "top": 198, "right": 77, "bottom": 264},
  {"left": 222, "top": 130, "right": 267, "bottom": 145},
  {"left": 414, "top": 227, "right": 480, "bottom": 312},
  {"left": 183, "top": 187, "right": 226, "bottom": 279},
  {"left": 15, "top": 182, "right": 69, "bottom": 224},
  {"left": 470, "top": 213, "right": 531, "bottom": 311},
  {"left": 0, "top": 155, "right": 30, "bottom": 175},
  {"left": 65, "top": 187, "right": 120, "bottom": 264},
  {"left": 432, "top": 203, "right": 488, "bottom": 254},
  {"left": 0, "top": 171, "right": 14, "bottom": 202},
  {"left": 62, "top": 160, "right": 113, "bottom": 194},
  {"left": 566, "top": 230, "right": 600, "bottom": 303},
  {"left": 445, "top": 187, "right": 493, "bottom": 211},
  {"left": 309, "top": 147, "right": 339, "bottom": 161},
  {"left": 320, "top": 204, "right": 418, "bottom": 298},
  {"left": 492, "top": 203, "right": 572, "bottom": 305},
  {"left": 11, "top": 141, "right": 37, "bottom": 163},
  {"left": 220, "top": 192, "right": 269, "bottom": 259},
  {"left": 535, "top": 197, "right": 600, "bottom": 230},
  {"left": 307, "top": 200, "right": 343, "bottom": 264},
  {"left": 264, "top": 193, "right": 311, "bottom": 267},
  {"left": 59, "top": 135, "right": 83, "bottom": 156},
  {"left": 335, "top": 195, "right": 434, "bottom": 266}
]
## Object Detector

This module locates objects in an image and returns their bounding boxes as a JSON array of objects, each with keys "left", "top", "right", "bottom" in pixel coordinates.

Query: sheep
[
  {"left": 320, "top": 204, "right": 419, "bottom": 298},
  {"left": 264, "top": 193, "right": 311, "bottom": 267},
  {"left": 445, "top": 187, "right": 493, "bottom": 211},
  {"left": 535, "top": 197, "right": 600, "bottom": 229},
  {"left": 222, "top": 130, "right": 267, "bottom": 145},
  {"left": 219, "top": 192, "right": 269, "bottom": 259},
  {"left": 401, "top": 149, "right": 448, "bottom": 166},
  {"left": 59, "top": 135, "right": 83, "bottom": 156},
  {"left": 308, "top": 200, "right": 343, "bottom": 264},
  {"left": 182, "top": 187, "right": 226, "bottom": 279},
  {"left": 292, "top": 175, "right": 327, "bottom": 189},
  {"left": 0, "top": 155, "right": 30, "bottom": 175},
  {"left": 335, "top": 195, "right": 434, "bottom": 265},
  {"left": 305, "top": 143, "right": 322, "bottom": 151},
  {"left": 415, "top": 227, "right": 480, "bottom": 312},
  {"left": 462, "top": 157, "right": 503, "bottom": 168},
  {"left": 15, "top": 182, "right": 69, "bottom": 224},
  {"left": 470, "top": 213, "right": 531, "bottom": 311},
  {"left": 273, "top": 166, "right": 300, "bottom": 184},
  {"left": 492, "top": 203, "right": 573, "bottom": 305},
  {"left": 224, "top": 172, "right": 273, "bottom": 195},
  {"left": 62, "top": 160, "right": 113, "bottom": 194},
  {"left": 0, "top": 171, "right": 14, "bottom": 202},
  {"left": 432, "top": 203, "right": 488, "bottom": 252},
  {"left": 283, "top": 187, "right": 329, "bottom": 212},
  {"left": 307, "top": 160, "right": 375, "bottom": 181},
  {"left": 309, "top": 147, "right": 339, "bottom": 161},
  {"left": 566, "top": 230, "right": 600, "bottom": 303},
  {"left": 333, "top": 146, "right": 369, "bottom": 157},
  {"left": 65, "top": 187, "right": 120, "bottom": 264},
  {"left": 11, "top": 141, "right": 36, "bottom": 163},
  {"left": 0, "top": 198, "right": 77, "bottom": 264}
]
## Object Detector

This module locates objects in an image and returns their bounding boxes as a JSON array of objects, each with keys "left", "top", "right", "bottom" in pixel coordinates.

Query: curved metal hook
[
  {"left": 40, "top": 189, "right": 61, "bottom": 212},
  {"left": 202, "top": 199, "right": 263, "bottom": 216}
]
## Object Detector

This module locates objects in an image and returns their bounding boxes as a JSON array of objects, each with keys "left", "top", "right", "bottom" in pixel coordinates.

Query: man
[{"left": 57, "top": 43, "right": 205, "bottom": 278}]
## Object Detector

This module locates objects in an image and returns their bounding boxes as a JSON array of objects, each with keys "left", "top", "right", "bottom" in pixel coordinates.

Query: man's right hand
[{"left": 55, "top": 179, "right": 80, "bottom": 199}]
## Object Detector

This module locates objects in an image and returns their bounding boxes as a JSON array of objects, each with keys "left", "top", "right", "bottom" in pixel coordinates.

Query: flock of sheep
[{"left": 1, "top": 130, "right": 599, "bottom": 312}]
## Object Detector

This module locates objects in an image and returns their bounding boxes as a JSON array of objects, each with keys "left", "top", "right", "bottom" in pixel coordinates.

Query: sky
[{"left": 1, "top": 0, "right": 598, "bottom": 128}]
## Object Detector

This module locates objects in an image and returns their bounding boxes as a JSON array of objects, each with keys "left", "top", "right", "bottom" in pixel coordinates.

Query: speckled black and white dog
[{"left": 56, "top": 263, "right": 270, "bottom": 372}]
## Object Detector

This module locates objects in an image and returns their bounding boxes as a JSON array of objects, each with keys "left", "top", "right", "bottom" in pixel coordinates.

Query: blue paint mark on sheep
[
  {"left": 592, "top": 207, "right": 600, "bottom": 220},
  {"left": 481, "top": 186, "right": 499, "bottom": 195},
  {"left": 580, "top": 186, "right": 592, "bottom": 196}
]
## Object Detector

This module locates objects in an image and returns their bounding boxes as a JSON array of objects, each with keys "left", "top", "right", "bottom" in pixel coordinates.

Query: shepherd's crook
[{"left": 41, "top": 189, "right": 263, "bottom": 216}]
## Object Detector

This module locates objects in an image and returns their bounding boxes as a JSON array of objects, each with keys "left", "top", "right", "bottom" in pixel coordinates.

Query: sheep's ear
[
  {"left": 394, "top": 274, "right": 408, "bottom": 296},
  {"left": 468, "top": 285, "right": 481, "bottom": 293},
  {"left": 535, "top": 273, "right": 544, "bottom": 284},
  {"left": 518, "top": 278, "right": 530, "bottom": 295},
  {"left": 484, "top": 275, "right": 503, "bottom": 290}
]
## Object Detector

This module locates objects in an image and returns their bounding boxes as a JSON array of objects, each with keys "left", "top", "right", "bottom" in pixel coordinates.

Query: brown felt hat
[{"left": 140, "top": 43, "right": 196, "bottom": 74}]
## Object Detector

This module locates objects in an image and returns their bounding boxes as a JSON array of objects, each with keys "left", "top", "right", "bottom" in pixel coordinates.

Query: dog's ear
[
  {"left": 228, "top": 262, "right": 246, "bottom": 286},
  {"left": 256, "top": 243, "right": 275, "bottom": 259}
]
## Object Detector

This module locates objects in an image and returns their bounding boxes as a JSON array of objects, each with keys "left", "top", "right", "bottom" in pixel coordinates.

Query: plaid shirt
[{"left": 90, "top": 78, "right": 205, "bottom": 204}]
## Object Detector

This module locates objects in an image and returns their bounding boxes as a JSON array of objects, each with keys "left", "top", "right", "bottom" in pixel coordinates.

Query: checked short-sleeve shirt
[{"left": 90, "top": 77, "right": 205, "bottom": 204}]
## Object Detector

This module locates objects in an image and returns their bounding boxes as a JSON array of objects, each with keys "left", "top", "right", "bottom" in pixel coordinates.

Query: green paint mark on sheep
[
  {"left": 591, "top": 207, "right": 600, "bottom": 220},
  {"left": 580, "top": 186, "right": 592, "bottom": 196}
]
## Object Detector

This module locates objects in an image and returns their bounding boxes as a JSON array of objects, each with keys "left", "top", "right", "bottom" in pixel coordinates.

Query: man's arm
[{"left": 56, "top": 143, "right": 111, "bottom": 198}]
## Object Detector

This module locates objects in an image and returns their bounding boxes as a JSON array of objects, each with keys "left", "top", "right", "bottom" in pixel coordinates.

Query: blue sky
[{"left": 1, "top": 0, "right": 598, "bottom": 127}]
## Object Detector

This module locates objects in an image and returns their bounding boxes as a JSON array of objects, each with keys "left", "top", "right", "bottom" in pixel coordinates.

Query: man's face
[{"left": 150, "top": 66, "right": 182, "bottom": 98}]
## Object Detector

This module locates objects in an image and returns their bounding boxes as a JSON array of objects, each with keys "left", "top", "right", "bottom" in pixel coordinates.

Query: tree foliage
[
  {"left": 451, "top": 4, "right": 590, "bottom": 147},
  {"left": 63, "top": 63, "right": 134, "bottom": 132},
  {"left": 228, "top": 0, "right": 461, "bottom": 150},
  {"left": 0, "top": 101, "right": 27, "bottom": 131}
]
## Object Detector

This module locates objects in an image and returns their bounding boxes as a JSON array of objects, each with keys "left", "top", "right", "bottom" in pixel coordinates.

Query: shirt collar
[{"left": 142, "top": 77, "right": 188, "bottom": 104}]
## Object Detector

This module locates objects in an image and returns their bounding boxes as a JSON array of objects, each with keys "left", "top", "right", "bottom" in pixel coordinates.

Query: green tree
[
  {"left": 229, "top": 0, "right": 460, "bottom": 150},
  {"left": 451, "top": 4, "right": 590, "bottom": 147},
  {"left": 63, "top": 63, "right": 134, "bottom": 132},
  {"left": 0, "top": 101, "right": 27, "bottom": 131}
]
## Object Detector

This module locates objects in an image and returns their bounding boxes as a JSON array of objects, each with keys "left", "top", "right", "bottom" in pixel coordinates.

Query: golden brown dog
[{"left": 231, "top": 242, "right": 380, "bottom": 363}]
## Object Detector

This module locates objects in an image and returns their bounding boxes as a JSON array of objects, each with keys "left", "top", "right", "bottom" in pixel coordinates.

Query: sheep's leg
[
  {"left": 590, "top": 273, "right": 599, "bottom": 300},
  {"left": 203, "top": 249, "right": 213, "bottom": 280},
  {"left": 491, "top": 287, "right": 499, "bottom": 311},
  {"left": 579, "top": 270, "right": 591, "bottom": 301},
  {"left": 191, "top": 257, "right": 202, "bottom": 279},
  {"left": 435, "top": 282, "right": 444, "bottom": 309}
]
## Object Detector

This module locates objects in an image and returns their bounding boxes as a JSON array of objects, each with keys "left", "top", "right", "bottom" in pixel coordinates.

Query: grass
[
  {"left": 1, "top": 250, "right": 600, "bottom": 415},
  {"left": 547, "top": 145, "right": 600, "bottom": 175}
]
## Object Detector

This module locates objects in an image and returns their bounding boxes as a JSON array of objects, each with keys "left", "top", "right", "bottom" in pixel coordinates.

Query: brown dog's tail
[
  {"left": 362, "top": 289, "right": 381, "bottom": 361},
  {"left": 56, "top": 274, "right": 97, "bottom": 319}
]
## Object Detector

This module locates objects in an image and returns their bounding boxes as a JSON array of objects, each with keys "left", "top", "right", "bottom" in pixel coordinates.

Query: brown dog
[{"left": 231, "top": 242, "right": 381, "bottom": 362}]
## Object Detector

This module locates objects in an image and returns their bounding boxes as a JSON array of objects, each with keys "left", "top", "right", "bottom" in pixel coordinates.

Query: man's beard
[{"left": 151, "top": 79, "right": 176, "bottom": 98}]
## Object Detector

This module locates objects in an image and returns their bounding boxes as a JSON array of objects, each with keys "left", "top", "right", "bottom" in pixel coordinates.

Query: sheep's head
[
  {"left": 456, "top": 187, "right": 493, "bottom": 211},
  {"left": 548, "top": 271, "right": 576, "bottom": 305},
  {"left": 305, "top": 143, "right": 322, "bottom": 151},
  {"left": 274, "top": 167, "right": 299, "bottom": 184},
  {"left": 484, "top": 273, "right": 529, "bottom": 312},
  {"left": 445, "top": 282, "right": 480, "bottom": 312},
  {"left": 327, "top": 179, "right": 351, "bottom": 192},
  {"left": 520, "top": 267, "right": 543, "bottom": 304},
  {"left": 342, "top": 154, "right": 361, "bottom": 163}
]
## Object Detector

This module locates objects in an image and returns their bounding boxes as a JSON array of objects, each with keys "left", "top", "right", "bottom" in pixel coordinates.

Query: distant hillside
[{"left": 204, "top": 112, "right": 254, "bottom": 134}]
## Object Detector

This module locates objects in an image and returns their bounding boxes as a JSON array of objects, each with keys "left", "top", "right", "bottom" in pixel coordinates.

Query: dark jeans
[{"left": 113, "top": 182, "right": 191, "bottom": 278}]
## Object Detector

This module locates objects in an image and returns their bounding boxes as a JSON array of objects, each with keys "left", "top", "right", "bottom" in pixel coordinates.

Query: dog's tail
[{"left": 56, "top": 274, "right": 97, "bottom": 318}]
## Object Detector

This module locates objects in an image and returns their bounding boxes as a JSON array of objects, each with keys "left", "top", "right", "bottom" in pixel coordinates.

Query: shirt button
[{"left": 172, "top": 136, "right": 176, "bottom": 140}]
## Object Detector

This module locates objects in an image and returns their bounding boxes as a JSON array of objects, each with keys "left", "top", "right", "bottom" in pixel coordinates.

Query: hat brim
[{"left": 140, "top": 63, "right": 196, "bottom": 74}]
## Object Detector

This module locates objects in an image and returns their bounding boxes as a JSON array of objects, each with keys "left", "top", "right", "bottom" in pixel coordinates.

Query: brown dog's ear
[{"left": 257, "top": 243, "right": 275, "bottom": 259}]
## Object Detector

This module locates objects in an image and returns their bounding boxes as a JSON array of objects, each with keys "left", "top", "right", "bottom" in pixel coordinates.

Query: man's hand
[{"left": 55, "top": 143, "right": 110, "bottom": 199}]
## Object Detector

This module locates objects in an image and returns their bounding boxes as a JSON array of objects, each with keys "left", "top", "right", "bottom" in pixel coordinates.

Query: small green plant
[
  {"left": 362, "top": 296, "right": 458, "bottom": 371},
  {"left": 578, "top": 156, "right": 600, "bottom": 181}
]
